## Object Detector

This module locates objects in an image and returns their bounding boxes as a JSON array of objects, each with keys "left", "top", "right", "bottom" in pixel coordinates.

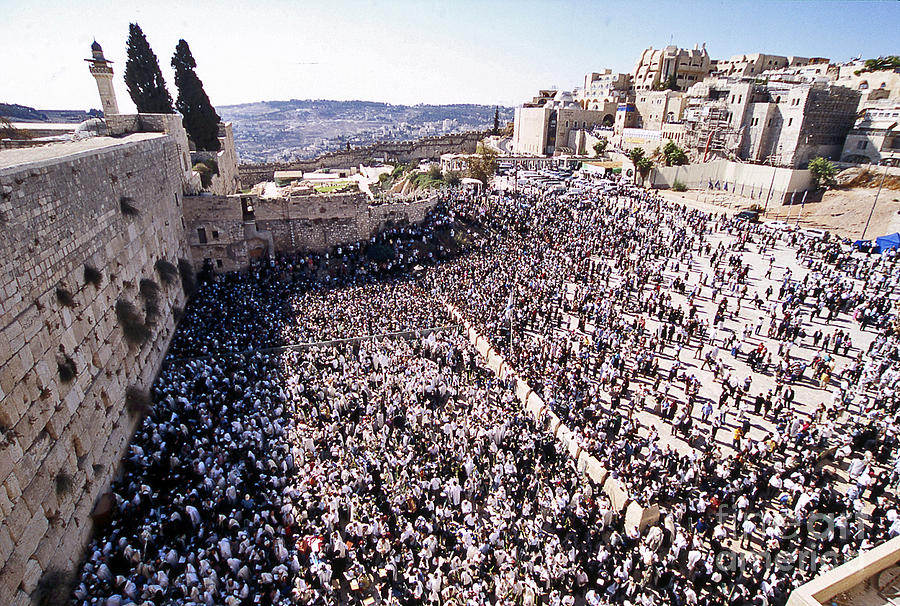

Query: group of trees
[
  {"left": 124, "top": 23, "right": 220, "bottom": 151},
  {"left": 855, "top": 56, "right": 900, "bottom": 75},
  {"left": 628, "top": 148, "right": 654, "bottom": 184}
]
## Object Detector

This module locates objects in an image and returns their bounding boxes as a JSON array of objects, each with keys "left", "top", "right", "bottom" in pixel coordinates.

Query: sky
[{"left": 2, "top": 0, "right": 898, "bottom": 113}]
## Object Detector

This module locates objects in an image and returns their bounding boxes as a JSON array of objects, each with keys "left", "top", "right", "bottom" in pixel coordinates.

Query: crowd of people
[{"left": 74, "top": 172, "right": 900, "bottom": 605}]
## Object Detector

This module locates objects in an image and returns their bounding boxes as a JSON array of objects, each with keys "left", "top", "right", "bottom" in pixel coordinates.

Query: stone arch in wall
[
  {"left": 247, "top": 237, "right": 268, "bottom": 259},
  {"left": 602, "top": 114, "right": 614, "bottom": 127}
]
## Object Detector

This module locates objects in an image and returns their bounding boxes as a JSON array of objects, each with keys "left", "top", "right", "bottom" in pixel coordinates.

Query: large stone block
[
  {"left": 603, "top": 476, "right": 630, "bottom": 513},
  {"left": 557, "top": 424, "right": 581, "bottom": 460},
  {"left": 625, "top": 502, "right": 660, "bottom": 535}
]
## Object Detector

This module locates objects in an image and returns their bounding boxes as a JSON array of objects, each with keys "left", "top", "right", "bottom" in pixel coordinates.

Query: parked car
[
  {"left": 803, "top": 228, "right": 829, "bottom": 241},
  {"left": 762, "top": 220, "right": 793, "bottom": 231},
  {"left": 736, "top": 210, "right": 760, "bottom": 222}
]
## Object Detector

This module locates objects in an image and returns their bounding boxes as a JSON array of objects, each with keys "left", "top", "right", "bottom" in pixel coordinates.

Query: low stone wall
[
  {"left": 444, "top": 304, "right": 659, "bottom": 532},
  {"left": 787, "top": 535, "right": 900, "bottom": 606}
]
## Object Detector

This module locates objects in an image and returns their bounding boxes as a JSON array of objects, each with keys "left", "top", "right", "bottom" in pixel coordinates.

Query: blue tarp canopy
[{"left": 876, "top": 232, "right": 900, "bottom": 252}]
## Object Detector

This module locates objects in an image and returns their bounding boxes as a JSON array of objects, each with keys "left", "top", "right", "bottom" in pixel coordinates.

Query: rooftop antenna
[{"left": 669, "top": 34, "right": 674, "bottom": 45}]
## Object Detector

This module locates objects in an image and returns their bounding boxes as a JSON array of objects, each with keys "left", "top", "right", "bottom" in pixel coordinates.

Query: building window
[
  {"left": 212, "top": 230, "right": 219, "bottom": 240},
  {"left": 787, "top": 118, "right": 793, "bottom": 126},
  {"left": 857, "top": 140, "right": 867, "bottom": 150},
  {"left": 197, "top": 227, "right": 207, "bottom": 244},
  {"left": 216, "top": 259, "right": 223, "bottom": 268}
]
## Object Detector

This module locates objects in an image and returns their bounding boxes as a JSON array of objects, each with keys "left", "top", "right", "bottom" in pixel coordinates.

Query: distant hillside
[
  {"left": 218, "top": 99, "right": 514, "bottom": 163},
  {"left": 0, "top": 103, "right": 102, "bottom": 124},
  {"left": 0, "top": 103, "right": 48, "bottom": 122}
]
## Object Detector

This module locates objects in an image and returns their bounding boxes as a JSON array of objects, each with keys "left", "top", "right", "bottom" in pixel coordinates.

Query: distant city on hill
[
  {"left": 1, "top": 99, "right": 513, "bottom": 164},
  {"left": 218, "top": 99, "right": 513, "bottom": 163}
]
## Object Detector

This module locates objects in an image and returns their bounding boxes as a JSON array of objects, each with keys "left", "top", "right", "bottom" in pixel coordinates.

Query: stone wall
[
  {"left": 239, "top": 131, "right": 485, "bottom": 188},
  {"left": 182, "top": 194, "right": 252, "bottom": 272},
  {"left": 190, "top": 122, "right": 241, "bottom": 197},
  {"left": 183, "top": 191, "right": 439, "bottom": 270},
  {"left": 650, "top": 159, "right": 813, "bottom": 204},
  {"left": 0, "top": 134, "right": 189, "bottom": 604}
]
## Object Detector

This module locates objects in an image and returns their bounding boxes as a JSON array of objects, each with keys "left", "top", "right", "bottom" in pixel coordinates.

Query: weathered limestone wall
[
  {"left": 182, "top": 192, "right": 439, "bottom": 270},
  {"left": 182, "top": 194, "right": 251, "bottom": 272},
  {"left": 239, "top": 131, "right": 485, "bottom": 188},
  {"left": 0, "top": 135, "right": 189, "bottom": 604}
]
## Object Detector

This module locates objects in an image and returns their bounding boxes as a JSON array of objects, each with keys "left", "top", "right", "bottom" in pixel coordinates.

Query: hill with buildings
[{"left": 218, "top": 99, "right": 513, "bottom": 163}]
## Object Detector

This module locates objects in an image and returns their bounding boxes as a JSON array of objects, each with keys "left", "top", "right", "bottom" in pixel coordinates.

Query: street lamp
[{"left": 860, "top": 121, "right": 897, "bottom": 241}]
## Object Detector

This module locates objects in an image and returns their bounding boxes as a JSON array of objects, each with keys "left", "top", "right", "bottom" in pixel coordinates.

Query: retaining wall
[{"left": 0, "top": 134, "right": 189, "bottom": 604}]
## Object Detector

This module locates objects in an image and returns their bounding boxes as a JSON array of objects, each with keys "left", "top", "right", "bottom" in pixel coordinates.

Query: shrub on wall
[
  {"left": 115, "top": 299, "right": 151, "bottom": 345},
  {"left": 178, "top": 258, "right": 196, "bottom": 294},
  {"left": 57, "top": 354, "right": 77, "bottom": 382},
  {"left": 56, "top": 287, "right": 76, "bottom": 308},
  {"left": 672, "top": 180, "right": 687, "bottom": 192},
  {"left": 154, "top": 259, "right": 179, "bottom": 284},
  {"left": 125, "top": 386, "right": 152, "bottom": 416},
  {"left": 34, "top": 570, "right": 74, "bottom": 606},
  {"left": 83, "top": 264, "right": 103, "bottom": 287},
  {"left": 119, "top": 196, "right": 140, "bottom": 216}
]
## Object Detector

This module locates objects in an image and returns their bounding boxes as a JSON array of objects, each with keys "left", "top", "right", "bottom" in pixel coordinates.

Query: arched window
[{"left": 859, "top": 81, "right": 869, "bottom": 90}]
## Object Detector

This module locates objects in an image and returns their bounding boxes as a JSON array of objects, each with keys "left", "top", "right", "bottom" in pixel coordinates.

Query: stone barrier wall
[
  {"left": 444, "top": 304, "right": 659, "bottom": 532},
  {"left": 0, "top": 134, "right": 189, "bottom": 604}
]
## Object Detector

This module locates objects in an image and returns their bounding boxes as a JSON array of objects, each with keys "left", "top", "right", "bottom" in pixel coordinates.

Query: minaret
[{"left": 85, "top": 41, "right": 119, "bottom": 116}]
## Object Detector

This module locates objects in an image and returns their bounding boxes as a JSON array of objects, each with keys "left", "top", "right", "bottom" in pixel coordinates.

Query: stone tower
[{"left": 85, "top": 40, "right": 119, "bottom": 116}]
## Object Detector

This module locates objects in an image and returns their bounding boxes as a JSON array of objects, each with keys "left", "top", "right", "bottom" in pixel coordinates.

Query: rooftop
[{"left": 0, "top": 132, "right": 164, "bottom": 173}]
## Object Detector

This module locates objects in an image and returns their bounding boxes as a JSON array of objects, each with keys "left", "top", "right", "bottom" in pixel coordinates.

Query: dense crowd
[{"left": 74, "top": 173, "right": 900, "bottom": 605}]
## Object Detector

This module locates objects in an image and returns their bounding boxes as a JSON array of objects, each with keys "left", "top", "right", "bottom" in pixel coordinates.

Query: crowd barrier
[{"left": 444, "top": 303, "right": 660, "bottom": 533}]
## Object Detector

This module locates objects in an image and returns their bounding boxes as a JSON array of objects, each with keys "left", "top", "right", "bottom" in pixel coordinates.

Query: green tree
[
  {"left": 635, "top": 156, "right": 653, "bottom": 185},
  {"left": 628, "top": 147, "right": 645, "bottom": 165},
  {"left": 662, "top": 140, "right": 688, "bottom": 166},
  {"left": 592, "top": 139, "right": 608, "bottom": 157},
  {"left": 492, "top": 107, "right": 500, "bottom": 135},
  {"left": 808, "top": 157, "right": 837, "bottom": 189},
  {"left": 466, "top": 149, "right": 498, "bottom": 185},
  {"left": 124, "top": 23, "right": 174, "bottom": 114},
  {"left": 663, "top": 73, "right": 679, "bottom": 91},
  {"left": 172, "top": 39, "right": 221, "bottom": 151},
  {"left": 445, "top": 171, "right": 461, "bottom": 187},
  {"left": 855, "top": 56, "right": 900, "bottom": 75},
  {"left": 628, "top": 148, "right": 653, "bottom": 185}
]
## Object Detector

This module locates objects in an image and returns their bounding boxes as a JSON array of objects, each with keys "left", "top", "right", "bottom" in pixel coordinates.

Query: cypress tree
[
  {"left": 172, "top": 39, "right": 221, "bottom": 151},
  {"left": 124, "top": 23, "right": 174, "bottom": 114},
  {"left": 492, "top": 107, "right": 500, "bottom": 135}
]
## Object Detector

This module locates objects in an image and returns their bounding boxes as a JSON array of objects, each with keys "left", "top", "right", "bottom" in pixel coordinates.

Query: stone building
[
  {"left": 632, "top": 44, "right": 712, "bottom": 92},
  {"left": 182, "top": 186, "right": 439, "bottom": 272},
  {"left": 841, "top": 103, "right": 900, "bottom": 165},
  {"left": 713, "top": 53, "right": 817, "bottom": 78},
  {"left": 577, "top": 70, "right": 632, "bottom": 110},
  {"left": 513, "top": 90, "right": 613, "bottom": 156},
  {"left": 682, "top": 78, "right": 860, "bottom": 167}
]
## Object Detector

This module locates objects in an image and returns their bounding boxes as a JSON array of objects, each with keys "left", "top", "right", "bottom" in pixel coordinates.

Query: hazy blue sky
[{"left": 2, "top": 0, "right": 898, "bottom": 112}]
